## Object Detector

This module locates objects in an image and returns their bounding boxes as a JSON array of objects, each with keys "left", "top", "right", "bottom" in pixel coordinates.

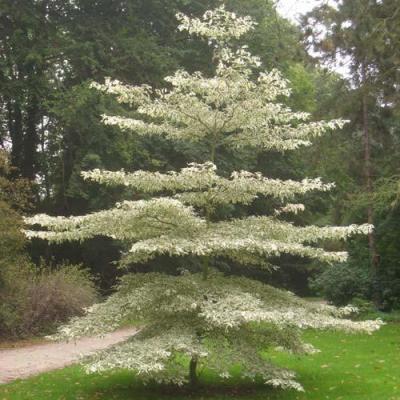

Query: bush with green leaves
[{"left": 310, "top": 263, "right": 372, "bottom": 306}]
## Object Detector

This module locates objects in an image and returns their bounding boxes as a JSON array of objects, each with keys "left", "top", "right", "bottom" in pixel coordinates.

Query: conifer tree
[{"left": 26, "top": 6, "right": 381, "bottom": 391}]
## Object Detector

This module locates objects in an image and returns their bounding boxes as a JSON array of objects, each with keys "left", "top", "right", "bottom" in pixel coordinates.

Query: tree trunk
[
  {"left": 8, "top": 100, "right": 24, "bottom": 175},
  {"left": 23, "top": 98, "right": 39, "bottom": 180},
  {"left": 189, "top": 357, "right": 198, "bottom": 387},
  {"left": 361, "top": 69, "right": 380, "bottom": 306}
]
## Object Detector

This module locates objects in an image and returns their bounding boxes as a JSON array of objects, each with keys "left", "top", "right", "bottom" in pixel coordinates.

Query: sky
[{"left": 276, "top": 0, "right": 320, "bottom": 23}]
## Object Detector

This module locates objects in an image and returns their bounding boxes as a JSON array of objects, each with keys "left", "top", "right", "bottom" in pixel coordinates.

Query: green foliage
[
  {"left": 0, "top": 150, "right": 32, "bottom": 301},
  {"left": 0, "top": 260, "right": 32, "bottom": 338},
  {"left": 224, "top": 0, "right": 307, "bottom": 71},
  {"left": 0, "top": 201, "right": 26, "bottom": 266},
  {"left": 310, "top": 263, "right": 371, "bottom": 306},
  {"left": 286, "top": 64, "right": 317, "bottom": 113}
]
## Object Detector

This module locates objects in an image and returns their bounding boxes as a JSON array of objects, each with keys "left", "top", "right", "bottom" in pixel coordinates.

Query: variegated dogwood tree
[{"left": 25, "top": 6, "right": 382, "bottom": 392}]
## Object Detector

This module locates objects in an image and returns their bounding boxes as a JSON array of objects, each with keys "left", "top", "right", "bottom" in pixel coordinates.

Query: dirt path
[{"left": 0, "top": 327, "right": 138, "bottom": 384}]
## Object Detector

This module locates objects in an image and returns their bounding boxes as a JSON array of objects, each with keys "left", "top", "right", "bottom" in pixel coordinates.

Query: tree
[
  {"left": 304, "top": 0, "right": 400, "bottom": 308},
  {"left": 25, "top": 6, "right": 381, "bottom": 391},
  {"left": 0, "top": 0, "right": 68, "bottom": 179},
  {"left": 302, "top": 0, "right": 400, "bottom": 305}
]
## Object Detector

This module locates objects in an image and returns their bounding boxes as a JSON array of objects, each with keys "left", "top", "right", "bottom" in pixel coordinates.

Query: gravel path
[{"left": 0, "top": 328, "right": 138, "bottom": 384}]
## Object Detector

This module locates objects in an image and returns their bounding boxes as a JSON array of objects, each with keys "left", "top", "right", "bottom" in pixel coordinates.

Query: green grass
[{"left": 1, "top": 324, "right": 399, "bottom": 400}]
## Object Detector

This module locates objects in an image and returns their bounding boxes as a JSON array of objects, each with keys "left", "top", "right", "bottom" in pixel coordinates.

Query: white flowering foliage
[
  {"left": 176, "top": 5, "right": 256, "bottom": 42},
  {"left": 25, "top": 190, "right": 372, "bottom": 265},
  {"left": 82, "top": 162, "right": 334, "bottom": 207},
  {"left": 25, "top": 198, "right": 204, "bottom": 243},
  {"left": 25, "top": 5, "right": 381, "bottom": 392},
  {"left": 122, "top": 217, "right": 372, "bottom": 266},
  {"left": 52, "top": 272, "right": 382, "bottom": 390},
  {"left": 92, "top": 6, "right": 347, "bottom": 154},
  {"left": 97, "top": 78, "right": 345, "bottom": 152}
]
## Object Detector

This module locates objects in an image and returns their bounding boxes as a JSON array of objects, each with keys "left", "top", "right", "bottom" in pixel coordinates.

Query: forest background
[{"left": 1, "top": 0, "right": 400, "bottom": 338}]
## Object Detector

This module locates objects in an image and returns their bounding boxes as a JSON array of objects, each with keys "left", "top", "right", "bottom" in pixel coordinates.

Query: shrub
[
  {"left": 0, "top": 200, "right": 26, "bottom": 267},
  {"left": 0, "top": 263, "right": 98, "bottom": 338},
  {"left": 22, "top": 264, "right": 99, "bottom": 335},
  {"left": 0, "top": 261, "right": 33, "bottom": 337},
  {"left": 310, "top": 263, "right": 371, "bottom": 306},
  {"left": 380, "top": 282, "right": 400, "bottom": 311}
]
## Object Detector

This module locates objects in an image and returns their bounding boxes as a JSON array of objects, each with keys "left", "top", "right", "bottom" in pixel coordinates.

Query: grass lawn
[{"left": 0, "top": 323, "right": 399, "bottom": 400}]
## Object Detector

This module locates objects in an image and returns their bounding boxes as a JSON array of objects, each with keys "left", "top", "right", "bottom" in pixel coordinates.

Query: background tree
[
  {"left": 302, "top": 0, "right": 400, "bottom": 308},
  {"left": 0, "top": 0, "right": 68, "bottom": 179},
  {"left": 26, "top": 7, "right": 381, "bottom": 391}
]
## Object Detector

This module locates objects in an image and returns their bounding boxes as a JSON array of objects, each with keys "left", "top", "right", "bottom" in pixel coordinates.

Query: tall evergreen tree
[
  {"left": 0, "top": 0, "right": 67, "bottom": 179},
  {"left": 302, "top": 0, "right": 400, "bottom": 306}
]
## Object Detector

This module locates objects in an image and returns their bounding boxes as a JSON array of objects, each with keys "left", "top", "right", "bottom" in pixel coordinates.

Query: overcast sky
[{"left": 276, "top": 0, "right": 320, "bottom": 23}]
